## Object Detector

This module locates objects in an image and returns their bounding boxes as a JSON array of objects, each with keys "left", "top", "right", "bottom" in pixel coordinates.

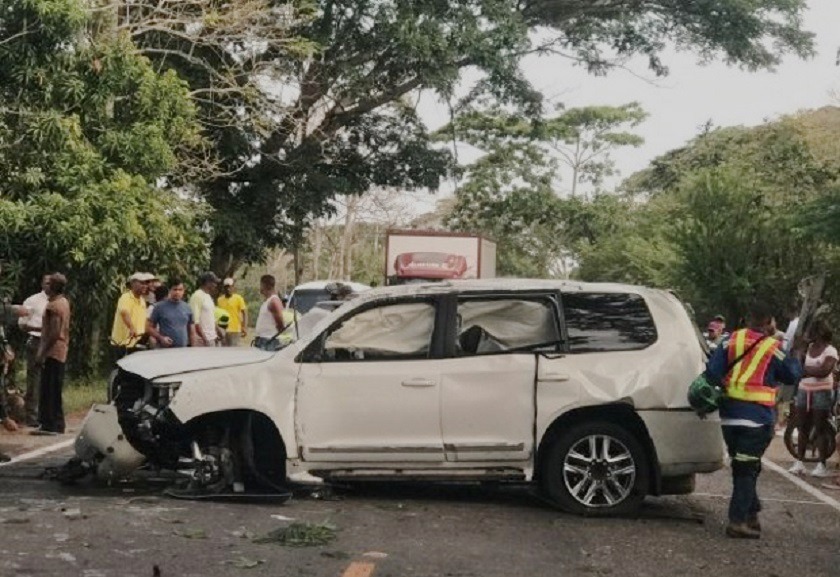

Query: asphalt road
[{"left": 1, "top": 442, "right": 838, "bottom": 577}]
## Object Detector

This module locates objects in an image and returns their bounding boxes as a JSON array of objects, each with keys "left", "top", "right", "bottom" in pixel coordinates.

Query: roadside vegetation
[{"left": 0, "top": 0, "right": 823, "bottom": 376}]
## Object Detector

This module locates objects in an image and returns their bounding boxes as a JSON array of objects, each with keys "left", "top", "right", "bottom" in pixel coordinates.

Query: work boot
[
  {"left": 0, "top": 452, "right": 10, "bottom": 463},
  {"left": 746, "top": 516, "right": 761, "bottom": 532},
  {"left": 726, "top": 522, "right": 761, "bottom": 539}
]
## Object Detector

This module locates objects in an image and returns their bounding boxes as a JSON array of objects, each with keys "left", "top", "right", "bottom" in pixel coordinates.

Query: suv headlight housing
[{"left": 151, "top": 381, "right": 181, "bottom": 408}]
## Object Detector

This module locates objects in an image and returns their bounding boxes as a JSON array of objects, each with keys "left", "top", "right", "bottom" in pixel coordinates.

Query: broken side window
[
  {"left": 322, "top": 302, "right": 435, "bottom": 361},
  {"left": 455, "top": 298, "right": 561, "bottom": 356}
]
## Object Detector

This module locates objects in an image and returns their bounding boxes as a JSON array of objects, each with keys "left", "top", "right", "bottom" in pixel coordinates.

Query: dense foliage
[
  {"left": 124, "top": 0, "right": 815, "bottom": 274},
  {"left": 0, "top": 0, "right": 208, "bottom": 373},
  {"left": 0, "top": 0, "right": 821, "bottom": 373},
  {"left": 576, "top": 109, "right": 840, "bottom": 324},
  {"left": 443, "top": 104, "right": 647, "bottom": 276}
]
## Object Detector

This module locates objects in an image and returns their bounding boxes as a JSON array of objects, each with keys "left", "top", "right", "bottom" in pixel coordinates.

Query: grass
[
  {"left": 253, "top": 521, "right": 338, "bottom": 547},
  {"left": 64, "top": 378, "right": 107, "bottom": 416}
]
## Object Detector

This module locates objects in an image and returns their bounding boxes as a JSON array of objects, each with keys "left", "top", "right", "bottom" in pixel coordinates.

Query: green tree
[
  {"left": 0, "top": 0, "right": 207, "bottom": 374},
  {"left": 442, "top": 104, "right": 647, "bottom": 276},
  {"left": 580, "top": 109, "right": 840, "bottom": 323},
  {"left": 541, "top": 103, "right": 647, "bottom": 197},
  {"left": 123, "top": 0, "right": 815, "bottom": 274}
]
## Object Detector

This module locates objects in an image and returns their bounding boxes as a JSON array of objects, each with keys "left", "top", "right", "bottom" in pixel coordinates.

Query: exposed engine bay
[{"left": 58, "top": 369, "right": 289, "bottom": 501}]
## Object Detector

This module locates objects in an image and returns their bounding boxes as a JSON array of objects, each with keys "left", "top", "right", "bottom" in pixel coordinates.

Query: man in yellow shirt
[
  {"left": 217, "top": 278, "right": 248, "bottom": 347},
  {"left": 111, "top": 272, "right": 153, "bottom": 357}
]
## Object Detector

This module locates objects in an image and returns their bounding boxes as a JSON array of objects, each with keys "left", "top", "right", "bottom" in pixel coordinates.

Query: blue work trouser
[{"left": 722, "top": 424, "right": 774, "bottom": 524}]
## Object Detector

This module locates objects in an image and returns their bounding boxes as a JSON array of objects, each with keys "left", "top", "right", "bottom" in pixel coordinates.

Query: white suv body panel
[{"left": 107, "top": 279, "right": 724, "bottom": 485}]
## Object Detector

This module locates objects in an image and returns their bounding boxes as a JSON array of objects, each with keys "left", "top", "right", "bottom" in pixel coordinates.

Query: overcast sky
[{"left": 415, "top": 0, "right": 840, "bottom": 204}]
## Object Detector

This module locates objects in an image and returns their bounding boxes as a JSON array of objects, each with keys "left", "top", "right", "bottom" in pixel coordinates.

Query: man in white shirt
[
  {"left": 17, "top": 275, "right": 50, "bottom": 427},
  {"left": 189, "top": 272, "right": 220, "bottom": 346}
]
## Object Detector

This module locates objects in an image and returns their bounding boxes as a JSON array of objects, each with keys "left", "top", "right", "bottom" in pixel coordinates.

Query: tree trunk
[
  {"left": 794, "top": 274, "right": 826, "bottom": 342},
  {"left": 342, "top": 196, "right": 359, "bottom": 279},
  {"left": 571, "top": 138, "right": 581, "bottom": 198},
  {"left": 311, "top": 219, "right": 323, "bottom": 279}
]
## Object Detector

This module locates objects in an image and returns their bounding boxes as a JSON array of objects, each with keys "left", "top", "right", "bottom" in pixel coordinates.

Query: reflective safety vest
[{"left": 723, "top": 329, "right": 780, "bottom": 406}]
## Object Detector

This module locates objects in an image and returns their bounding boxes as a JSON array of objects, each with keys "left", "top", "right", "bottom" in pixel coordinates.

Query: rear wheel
[{"left": 541, "top": 421, "right": 649, "bottom": 516}]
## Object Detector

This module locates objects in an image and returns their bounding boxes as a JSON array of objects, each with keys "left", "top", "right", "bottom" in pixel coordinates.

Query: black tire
[
  {"left": 784, "top": 421, "right": 838, "bottom": 463},
  {"left": 541, "top": 421, "right": 649, "bottom": 516}
]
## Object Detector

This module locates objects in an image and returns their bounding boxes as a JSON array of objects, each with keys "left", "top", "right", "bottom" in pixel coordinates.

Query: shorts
[{"left": 795, "top": 389, "right": 834, "bottom": 411}]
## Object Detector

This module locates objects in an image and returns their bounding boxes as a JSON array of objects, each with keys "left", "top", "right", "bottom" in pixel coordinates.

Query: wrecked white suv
[{"left": 76, "top": 279, "right": 723, "bottom": 515}]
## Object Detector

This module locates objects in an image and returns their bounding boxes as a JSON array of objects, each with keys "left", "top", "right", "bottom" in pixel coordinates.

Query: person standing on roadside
[
  {"left": 17, "top": 274, "right": 50, "bottom": 427},
  {"left": 253, "top": 275, "right": 285, "bottom": 350},
  {"left": 787, "top": 321, "right": 838, "bottom": 478},
  {"left": 704, "top": 302, "right": 802, "bottom": 539},
  {"left": 33, "top": 273, "right": 71, "bottom": 436},
  {"left": 110, "top": 272, "right": 153, "bottom": 358},
  {"left": 146, "top": 280, "right": 196, "bottom": 348},
  {"left": 217, "top": 278, "right": 248, "bottom": 347},
  {"left": 190, "top": 272, "right": 220, "bottom": 347}
]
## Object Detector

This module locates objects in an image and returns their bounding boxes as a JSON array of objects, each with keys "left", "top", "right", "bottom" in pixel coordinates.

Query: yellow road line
[{"left": 342, "top": 561, "right": 376, "bottom": 577}]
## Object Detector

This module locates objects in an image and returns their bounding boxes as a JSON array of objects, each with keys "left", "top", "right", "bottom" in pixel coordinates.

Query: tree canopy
[
  {"left": 442, "top": 103, "right": 647, "bottom": 276},
  {"left": 577, "top": 107, "right": 840, "bottom": 324},
  {"left": 121, "top": 0, "right": 816, "bottom": 275},
  {"left": 0, "top": 0, "right": 208, "bottom": 373}
]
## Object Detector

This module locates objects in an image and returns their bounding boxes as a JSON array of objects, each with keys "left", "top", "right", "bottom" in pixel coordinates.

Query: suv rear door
[
  {"left": 536, "top": 291, "right": 659, "bottom": 437},
  {"left": 437, "top": 291, "right": 563, "bottom": 462}
]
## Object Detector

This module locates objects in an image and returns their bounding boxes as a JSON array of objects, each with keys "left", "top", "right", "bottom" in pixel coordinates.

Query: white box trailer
[{"left": 385, "top": 229, "right": 496, "bottom": 285}]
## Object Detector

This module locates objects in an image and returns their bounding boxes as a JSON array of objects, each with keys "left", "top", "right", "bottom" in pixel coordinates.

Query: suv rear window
[{"left": 562, "top": 293, "right": 657, "bottom": 353}]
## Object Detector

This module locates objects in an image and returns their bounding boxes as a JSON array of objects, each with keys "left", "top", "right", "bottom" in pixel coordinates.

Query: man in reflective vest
[{"left": 705, "top": 302, "right": 802, "bottom": 539}]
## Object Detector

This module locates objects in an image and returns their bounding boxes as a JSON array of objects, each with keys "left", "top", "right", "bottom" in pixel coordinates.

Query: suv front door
[{"left": 296, "top": 298, "right": 445, "bottom": 463}]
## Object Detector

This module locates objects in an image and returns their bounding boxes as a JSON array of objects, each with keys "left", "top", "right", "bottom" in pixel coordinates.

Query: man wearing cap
[
  {"left": 217, "top": 278, "right": 248, "bottom": 347},
  {"left": 110, "top": 272, "right": 153, "bottom": 358},
  {"left": 190, "top": 272, "right": 220, "bottom": 346}
]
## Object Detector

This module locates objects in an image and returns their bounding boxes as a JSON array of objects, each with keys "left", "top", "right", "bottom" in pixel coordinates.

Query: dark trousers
[
  {"left": 38, "top": 358, "right": 65, "bottom": 433},
  {"left": 24, "top": 337, "right": 41, "bottom": 423},
  {"left": 722, "top": 424, "right": 773, "bottom": 523}
]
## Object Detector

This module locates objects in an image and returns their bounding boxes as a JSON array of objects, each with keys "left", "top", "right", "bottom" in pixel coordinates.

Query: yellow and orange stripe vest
[{"left": 724, "top": 329, "right": 781, "bottom": 407}]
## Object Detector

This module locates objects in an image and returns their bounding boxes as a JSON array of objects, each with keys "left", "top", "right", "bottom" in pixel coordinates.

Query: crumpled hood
[{"left": 117, "top": 347, "right": 274, "bottom": 380}]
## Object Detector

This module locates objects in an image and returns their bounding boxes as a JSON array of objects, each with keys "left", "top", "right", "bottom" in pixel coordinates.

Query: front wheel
[{"left": 541, "top": 421, "right": 649, "bottom": 516}]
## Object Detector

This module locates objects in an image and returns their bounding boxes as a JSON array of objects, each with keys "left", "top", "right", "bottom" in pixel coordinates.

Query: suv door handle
[
  {"left": 401, "top": 378, "right": 436, "bottom": 387},
  {"left": 541, "top": 373, "right": 570, "bottom": 382}
]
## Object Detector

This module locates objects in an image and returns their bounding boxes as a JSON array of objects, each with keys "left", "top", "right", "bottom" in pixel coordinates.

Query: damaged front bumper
[
  {"left": 74, "top": 370, "right": 190, "bottom": 481},
  {"left": 75, "top": 404, "right": 146, "bottom": 481}
]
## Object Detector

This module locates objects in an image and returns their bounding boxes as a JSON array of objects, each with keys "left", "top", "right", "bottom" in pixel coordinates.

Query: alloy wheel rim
[{"left": 562, "top": 434, "right": 636, "bottom": 508}]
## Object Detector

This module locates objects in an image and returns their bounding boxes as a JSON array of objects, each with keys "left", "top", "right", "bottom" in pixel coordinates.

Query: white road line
[
  {"left": 762, "top": 458, "right": 840, "bottom": 514},
  {"left": 0, "top": 438, "right": 74, "bottom": 468}
]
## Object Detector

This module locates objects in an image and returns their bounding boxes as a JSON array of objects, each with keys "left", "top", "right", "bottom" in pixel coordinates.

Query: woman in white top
[
  {"left": 254, "top": 274, "right": 286, "bottom": 350},
  {"left": 788, "top": 321, "right": 838, "bottom": 477}
]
